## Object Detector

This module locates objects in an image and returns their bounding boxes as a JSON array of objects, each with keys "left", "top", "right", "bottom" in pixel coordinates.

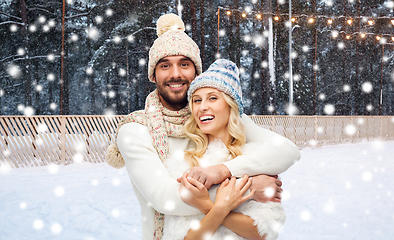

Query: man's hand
[
  {"left": 250, "top": 174, "right": 282, "bottom": 203},
  {"left": 177, "top": 164, "right": 231, "bottom": 189}
]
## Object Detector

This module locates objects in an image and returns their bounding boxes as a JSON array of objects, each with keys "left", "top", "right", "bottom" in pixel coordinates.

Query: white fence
[{"left": 1, "top": 115, "right": 393, "bottom": 168}]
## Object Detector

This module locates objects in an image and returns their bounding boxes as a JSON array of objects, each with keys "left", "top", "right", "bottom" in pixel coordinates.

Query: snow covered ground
[{"left": 1, "top": 140, "right": 393, "bottom": 240}]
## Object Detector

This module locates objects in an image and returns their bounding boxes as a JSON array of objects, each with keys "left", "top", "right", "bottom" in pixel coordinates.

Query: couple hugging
[{"left": 106, "top": 13, "right": 300, "bottom": 240}]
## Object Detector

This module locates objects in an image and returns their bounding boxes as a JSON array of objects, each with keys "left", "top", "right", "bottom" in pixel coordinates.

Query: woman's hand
[
  {"left": 179, "top": 173, "right": 214, "bottom": 214},
  {"left": 214, "top": 175, "right": 254, "bottom": 213}
]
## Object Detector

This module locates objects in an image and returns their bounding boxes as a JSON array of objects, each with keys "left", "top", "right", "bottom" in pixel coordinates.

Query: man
[{"left": 106, "top": 13, "right": 300, "bottom": 239}]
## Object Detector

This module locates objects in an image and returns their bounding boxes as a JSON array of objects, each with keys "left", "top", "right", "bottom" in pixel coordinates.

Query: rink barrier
[{"left": 0, "top": 115, "right": 393, "bottom": 168}]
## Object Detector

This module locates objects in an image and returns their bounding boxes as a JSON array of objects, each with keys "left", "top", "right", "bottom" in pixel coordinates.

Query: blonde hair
[{"left": 184, "top": 92, "right": 246, "bottom": 168}]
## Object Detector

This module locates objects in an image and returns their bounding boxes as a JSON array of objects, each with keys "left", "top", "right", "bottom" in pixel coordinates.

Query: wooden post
[{"left": 60, "top": 116, "right": 66, "bottom": 164}]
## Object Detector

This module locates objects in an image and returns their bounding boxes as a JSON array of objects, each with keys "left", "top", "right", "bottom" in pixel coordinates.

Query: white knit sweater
[
  {"left": 118, "top": 114, "right": 299, "bottom": 240},
  {"left": 162, "top": 140, "right": 286, "bottom": 240}
]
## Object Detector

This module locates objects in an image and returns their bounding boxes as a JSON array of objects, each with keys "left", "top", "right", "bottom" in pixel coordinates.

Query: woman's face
[{"left": 191, "top": 87, "right": 231, "bottom": 143}]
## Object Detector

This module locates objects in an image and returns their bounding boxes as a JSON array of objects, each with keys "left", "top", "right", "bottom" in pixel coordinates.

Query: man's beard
[{"left": 156, "top": 81, "right": 189, "bottom": 107}]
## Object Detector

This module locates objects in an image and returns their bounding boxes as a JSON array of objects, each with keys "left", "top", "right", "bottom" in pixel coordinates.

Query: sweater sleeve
[
  {"left": 223, "top": 114, "right": 301, "bottom": 177},
  {"left": 117, "top": 122, "right": 200, "bottom": 216}
]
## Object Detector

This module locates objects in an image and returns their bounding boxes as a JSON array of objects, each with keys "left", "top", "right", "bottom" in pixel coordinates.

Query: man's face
[{"left": 153, "top": 56, "right": 197, "bottom": 111}]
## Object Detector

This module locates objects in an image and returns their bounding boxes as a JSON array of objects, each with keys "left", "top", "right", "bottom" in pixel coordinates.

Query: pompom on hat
[
  {"left": 148, "top": 13, "right": 202, "bottom": 82},
  {"left": 187, "top": 59, "right": 244, "bottom": 115}
]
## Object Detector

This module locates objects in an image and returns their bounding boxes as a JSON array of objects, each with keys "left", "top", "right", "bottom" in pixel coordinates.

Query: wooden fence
[{"left": 1, "top": 115, "right": 393, "bottom": 168}]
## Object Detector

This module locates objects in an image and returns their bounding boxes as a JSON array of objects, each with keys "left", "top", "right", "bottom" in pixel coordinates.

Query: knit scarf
[{"left": 105, "top": 89, "right": 190, "bottom": 240}]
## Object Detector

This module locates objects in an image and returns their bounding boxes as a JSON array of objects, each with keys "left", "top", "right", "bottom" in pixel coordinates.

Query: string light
[{"left": 217, "top": 7, "right": 394, "bottom": 43}]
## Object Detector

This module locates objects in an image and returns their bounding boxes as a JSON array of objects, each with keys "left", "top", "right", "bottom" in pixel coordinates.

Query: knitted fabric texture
[
  {"left": 187, "top": 59, "right": 244, "bottom": 115},
  {"left": 148, "top": 13, "right": 202, "bottom": 82},
  {"left": 105, "top": 89, "right": 190, "bottom": 240}
]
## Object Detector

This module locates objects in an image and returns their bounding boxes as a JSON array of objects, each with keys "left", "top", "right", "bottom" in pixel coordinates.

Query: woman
[{"left": 162, "top": 59, "right": 286, "bottom": 240}]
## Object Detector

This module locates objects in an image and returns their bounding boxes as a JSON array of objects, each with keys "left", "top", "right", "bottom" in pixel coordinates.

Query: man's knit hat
[
  {"left": 187, "top": 59, "right": 244, "bottom": 115},
  {"left": 148, "top": 13, "right": 202, "bottom": 82}
]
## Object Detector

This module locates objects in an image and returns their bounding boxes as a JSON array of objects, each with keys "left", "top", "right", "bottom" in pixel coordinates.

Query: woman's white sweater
[{"left": 162, "top": 140, "right": 286, "bottom": 240}]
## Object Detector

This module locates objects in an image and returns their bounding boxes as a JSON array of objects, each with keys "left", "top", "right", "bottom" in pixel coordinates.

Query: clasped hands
[{"left": 176, "top": 164, "right": 283, "bottom": 204}]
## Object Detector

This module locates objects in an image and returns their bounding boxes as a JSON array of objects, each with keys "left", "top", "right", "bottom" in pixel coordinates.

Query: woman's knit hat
[
  {"left": 148, "top": 13, "right": 202, "bottom": 82},
  {"left": 187, "top": 59, "right": 244, "bottom": 115}
]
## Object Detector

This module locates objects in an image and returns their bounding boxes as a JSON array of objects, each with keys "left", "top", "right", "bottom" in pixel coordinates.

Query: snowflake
[
  {"left": 48, "top": 163, "right": 59, "bottom": 174},
  {"left": 47, "top": 54, "right": 55, "bottom": 62},
  {"left": 36, "top": 85, "right": 43, "bottom": 92},
  {"left": 243, "top": 34, "right": 252, "bottom": 42},
  {"left": 20, "top": 202, "right": 27, "bottom": 209},
  {"left": 324, "top": 104, "right": 335, "bottom": 115},
  {"left": 362, "top": 82, "right": 373, "bottom": 93},
  {"left": 105, "top": 8, "right": 113, "bottom": 17},
  {"left": 17, "top": 48, "right": 25, "bottom": 56},
  {"left": 385, "top": 1, "right": 394, "bottom": 9},
  {"left": 219, "top": 29, "right": 226, "bottom": 37},
  {"left": 190, "top": 220, "right": 201, "bottom": 230},
  {"left": 343, "top": 84, "right": 351, "bottom": 92},
  {"left": 70, "top": 33, "right": 79, "bottom": 42},
  {"left": 48, "top": 19, "right": 56, "bottom": 27},
  {"left": 164, "top": 201, "right": 175, "bottom": 211},
  {"left": 42, "top": 25, "right": 50, "bottom": 32},
  {"left": 139, "top": 58, "right": 146, "bottom": 66},
  {"left": 338, "top": 42, "right": 345, "bottom": 49},
  {"left": 264, "top": 186, "right": 275, "bottom": 198},
  {"left": 118, "top": 68, "right": 126, "bottom": 77},
  {"left": 24, "top": 106, "right": 35, "bottom": 116},
  {"left": 86, "top": 67, "right": 94, "bottom": 75},
  {"left": 323, "top": 198, "right": 336, "bottom": 214},
  {"left": 286, "top": 103, "right": 298, "bottom": 115},
  {"left": 86, "top": 27, "right": 100, "bottom": 41},
  {"left": 113, "top": 35, "right": 121, "bottom": 44},
  {"left": 47, "top": 73, "right": 56, "bottom": 81},
  {"left": 54, "top": 186, "right": 65, "bottom": 197},
  {"left": 127, "top": 34, "right": 135, "bottom": 42},
  {"left": 29, "top": 24, "right": 37, "bottom": 32},
  {"left": 112, "top": 178, "right": 121, "bottom": 186},
  {"left": 50, "top": 102, "right": 57, "bottom": 110},
  {"left": 95, "top": 16, "right": 103, "bottom": 24},
  {"left": 7, "top": 64, "right": 22, "bottom": 78},
  {"left": 344, "top": 124, "right": 357, "bottom": 136},
  {"left": 112, "top": 209, "right": 120, "bottom": 218},
  {"left": 300, "top": 210, "right": 312, "bottom": 221},
  {"left": 73, "top": 153, "right": 84, "bottom": 163},
  {"left": 51, "top": 223, "right": 62, "bottom": 234},
  {"left": 10, "top": 24, "right": 18, "bottom": 32},
  {"left": 325, "top": 0, "right": 334, "bottom": 7},
  {"left": 33, "top": 219, "right": 44, "bottom": 230},
  {"left": 366, "top": 104, "right": 373, "bottom": 111}
]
